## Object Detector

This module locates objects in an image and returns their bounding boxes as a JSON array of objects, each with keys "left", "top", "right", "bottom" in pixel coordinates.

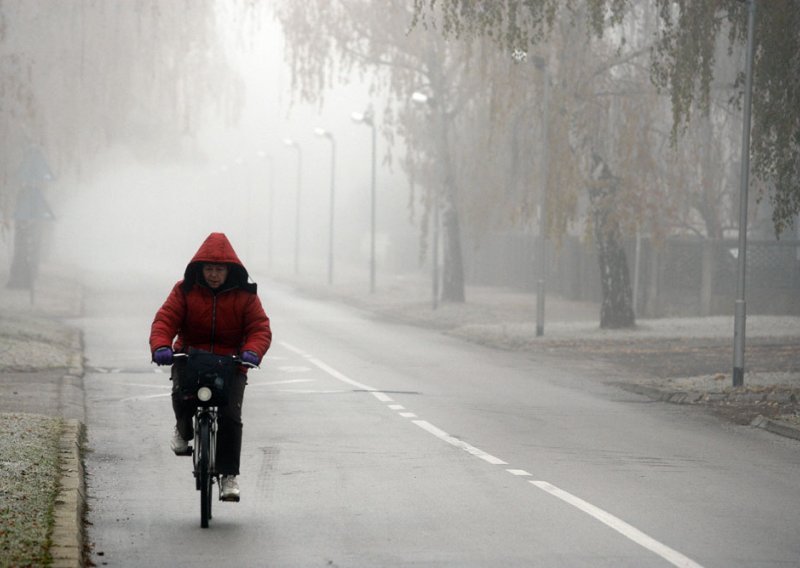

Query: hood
[{"left": 181, "top": 232, "right": 256, "bottom": 293}]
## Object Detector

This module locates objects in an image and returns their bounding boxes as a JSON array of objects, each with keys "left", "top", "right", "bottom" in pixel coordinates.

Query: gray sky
[{"left": 45, "top": 8, "right": 416, "bottom": 286}]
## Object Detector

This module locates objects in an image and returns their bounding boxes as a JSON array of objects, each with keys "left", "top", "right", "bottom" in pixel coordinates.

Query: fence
[{"left": 465, "top": 233, "right": 800, "bottom": 317}]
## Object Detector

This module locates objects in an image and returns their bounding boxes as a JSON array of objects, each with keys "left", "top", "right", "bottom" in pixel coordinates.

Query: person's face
[{"left": 202, "top": 263, "right": 229, "bottom": 289}]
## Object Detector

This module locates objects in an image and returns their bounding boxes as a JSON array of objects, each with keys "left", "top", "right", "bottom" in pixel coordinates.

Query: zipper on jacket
[
  {"left": 208, "top": 285, "right": 235, "bottom": 354},
  {"left": 209, "top": 295, "right": 217, "bottom": 352}
]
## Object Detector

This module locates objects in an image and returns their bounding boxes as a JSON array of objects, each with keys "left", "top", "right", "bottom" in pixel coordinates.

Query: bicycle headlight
[{"left": 197, "top": 386, "right": 213, "bottom": 402}]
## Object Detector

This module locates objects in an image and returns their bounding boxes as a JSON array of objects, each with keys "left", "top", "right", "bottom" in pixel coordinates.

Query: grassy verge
[{"left": 0, "top": 413, "right": 63, "bottom": 567}]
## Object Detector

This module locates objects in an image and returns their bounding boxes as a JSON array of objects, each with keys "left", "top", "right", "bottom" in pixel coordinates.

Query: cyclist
[{"left": 149, "top": 232, "right": 272, "bottom": 501}]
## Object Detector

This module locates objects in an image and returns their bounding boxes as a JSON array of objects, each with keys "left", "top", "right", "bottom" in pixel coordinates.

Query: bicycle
[{"left": 173, "top": 351, "right": 257, "bottom": 528}]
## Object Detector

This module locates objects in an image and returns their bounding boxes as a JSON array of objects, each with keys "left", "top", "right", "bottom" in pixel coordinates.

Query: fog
[
  {"left": 39, "top": 11, "right": 415, "bottom": 294},
  {"left": 4, "top": 2, "right": 796, "bottom": 321}
]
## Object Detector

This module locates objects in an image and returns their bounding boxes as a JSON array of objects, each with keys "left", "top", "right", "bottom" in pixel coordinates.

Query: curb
[
  {"left": 51, "top": 419, "right": 86, "bottom": 568},
  {"left": 53, "top": 327, "right": 87, "bottom": 567},
  {"left": 617, "top": 382, "right": 800, "bottom": 441},
  {"left": 750, "top": 415, "right": 800, "bottom": 441},
  {"left": 614, "top": 382, "right": 702, "bottom": 404},
  {"left": 55, "top": 284, "right": 88, "bottom": 567}
]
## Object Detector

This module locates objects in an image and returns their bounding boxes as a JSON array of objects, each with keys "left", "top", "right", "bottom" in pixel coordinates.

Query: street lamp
[
  {"left": 532, "top": 55, "right": 550, "bottom": 337},
  {"left": 733, "top": 0, "right": 757, "bottom": 387},
  {"left": 411, "top": 90, "right": 441, "bottom": 310},
  {"left": 314, "top": 127, "right": 336, "bottom": 285},
  {"left": 510, "top": 48, "right": 551, "bottom": 333},
  {"left": 257, "top": 150, "right": 274, "bottom": 271},
  {"left": 351, "top": 108, "right": 377, "bottom": 294},
  {"left": 283, "top": 138, "right": 302, "bottom": 275},
  {"left": 234, "top": 156, "right": 250, "bottom": 259}
]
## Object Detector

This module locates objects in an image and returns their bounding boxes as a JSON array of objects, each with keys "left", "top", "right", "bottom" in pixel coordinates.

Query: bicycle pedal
[{"left": 174, "top": 446, "right": 193, "bottom": 456}]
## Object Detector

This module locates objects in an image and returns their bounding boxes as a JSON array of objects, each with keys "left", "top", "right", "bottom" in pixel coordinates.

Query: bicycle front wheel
[{"left": 198, "top": 417, "right": 212, "bottom": 528}]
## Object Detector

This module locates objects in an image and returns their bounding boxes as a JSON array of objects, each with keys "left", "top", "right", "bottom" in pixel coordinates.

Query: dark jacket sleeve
[
  {"left": 149, "top": 282, "right": 187, "bottom": 354},
  {"left": 240, "top": 294, "right": 271, "bottom": 359}
]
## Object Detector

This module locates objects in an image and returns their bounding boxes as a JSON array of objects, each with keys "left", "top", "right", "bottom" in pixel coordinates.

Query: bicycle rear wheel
[{"left": 198, "top": 417, "right": 212, "bottom": 528}]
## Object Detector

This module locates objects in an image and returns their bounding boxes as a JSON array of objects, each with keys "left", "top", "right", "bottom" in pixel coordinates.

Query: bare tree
[
  {"left": 0, "top": 0, "right": 250, "bottom": 281},
  {"left": 414, "top": 0, "right": 800, "bottom": 236},
  {"left": 275, "top": 0, "right": 483, "bottom": 302}
]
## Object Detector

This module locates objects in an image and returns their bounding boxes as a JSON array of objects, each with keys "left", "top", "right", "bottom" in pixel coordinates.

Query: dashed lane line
[
  {"left": 531, "top": 481, "right": 703, "bottom": 568},
  {"left": 278, "top": 341, "right": 704, "bottom": 568},
  {"left": 507, "top": 469, "right": 532, "bottom": 476},
  {"left": 412, "top": 419, "right": 507, "bottom": 465}
]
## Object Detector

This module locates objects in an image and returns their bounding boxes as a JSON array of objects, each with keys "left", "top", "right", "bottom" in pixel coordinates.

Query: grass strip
[{"left": 0, "top": 413, "right": 63, "bottom": 568}]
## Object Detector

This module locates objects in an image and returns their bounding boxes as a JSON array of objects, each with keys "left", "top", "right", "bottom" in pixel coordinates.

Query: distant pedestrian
[{"left": 149, "top": 232, "right": 272, "bottom": 501}]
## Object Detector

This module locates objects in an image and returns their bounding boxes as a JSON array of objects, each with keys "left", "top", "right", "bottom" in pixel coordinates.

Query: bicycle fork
[{"left": 193, "top": 411, "right": 218, "bottom": 490}]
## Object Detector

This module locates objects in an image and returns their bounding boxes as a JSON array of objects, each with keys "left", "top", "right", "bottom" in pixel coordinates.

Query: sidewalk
[{"left": 0, "top": 263, "right": 86, "bottom": 568}]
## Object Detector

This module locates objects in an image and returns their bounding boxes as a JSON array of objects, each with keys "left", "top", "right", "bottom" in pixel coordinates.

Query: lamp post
[
  {"left": 314, "top": 127, "right": 336, "bottom": 285},
  {"left": 257, "top": 150, "right": 274, "bottom": 271},
  {"left": 532, "top": 55, "right": 550, "bottom": 337},
  {"left": 733, "top": 0, "right": 757, "bottom": 387},
  {"left": 411, "top": 91, "right": 441, "bottom": 310},
  {"left": 234, "top": 156, "right": 251, "bottom": 259},
  {"left": 510, "top": 48, "right": 551, "bottom": 333},
  {"left": 283, "top": 138, "right": 302, "bottom": 275},
  {"left": 351, "top": 108, "right": 377, "bottom": 293}
]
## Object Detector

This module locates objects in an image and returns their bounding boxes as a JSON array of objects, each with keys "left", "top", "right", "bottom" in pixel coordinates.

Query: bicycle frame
[{"left": 173, "top": 350, "right": 255, "bottom": 528}]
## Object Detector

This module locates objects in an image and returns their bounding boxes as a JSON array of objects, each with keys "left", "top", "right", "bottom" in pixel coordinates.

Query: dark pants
[{"left": 171, "top": 367, "right": 247, "bottom": 476}]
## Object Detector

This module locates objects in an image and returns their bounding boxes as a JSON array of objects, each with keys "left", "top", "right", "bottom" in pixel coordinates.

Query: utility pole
[
  {"left": 314, "top": 128, "right": 337, "bottom": 285},
  {"left": 733, "top": 0, "right": 756, "bottom": 387},
  {"left": 283, "top": 139, "right": 302, "bottom": 275},
  {"left": 351, "top": 108, "right": 377, "bottom": 293},
  {"left": 533, "top": 56, "right": 550, "bottom": 336}
]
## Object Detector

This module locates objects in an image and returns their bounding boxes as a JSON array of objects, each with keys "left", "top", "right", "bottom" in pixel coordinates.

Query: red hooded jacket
[{"left": 149, "top": 233, "right": 271, "bottom": 361}]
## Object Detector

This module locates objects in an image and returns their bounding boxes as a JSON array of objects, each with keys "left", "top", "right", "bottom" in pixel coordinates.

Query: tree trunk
[
  {"left": 433, "top": 81, "right": 466, "bottom": 303},
  {"left": 6, "top": 221, "right": 40, "bottom": 289},
  {"left": 700, "top": 239, "right": 714, "bottom": 316},
  {"left": 645, "top": 245, "right": 660, "bottom": 317},
  {"left": 440, "top": 188, "right": 466, "bottom": 302},
  {"left": 589, "top": 160, "right": 635, "bottom": 329},
  {"left": 592, "top": 203, "right": 635, "bottom": 327}
]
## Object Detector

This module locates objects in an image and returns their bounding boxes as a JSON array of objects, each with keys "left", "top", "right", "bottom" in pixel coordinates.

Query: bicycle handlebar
[{"left": 172, "top": 352, "right": 258, "bottom": 369}]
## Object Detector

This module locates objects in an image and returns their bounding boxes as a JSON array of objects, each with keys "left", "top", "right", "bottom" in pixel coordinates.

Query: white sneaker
[
  {"left": 170, "top": 428, "right": 190, "bottom": 455},
  {"left": 220, "top": 475, "right": 240, "bottom": 502}
]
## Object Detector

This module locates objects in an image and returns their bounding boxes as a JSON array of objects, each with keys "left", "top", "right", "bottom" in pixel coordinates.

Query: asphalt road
[{"left": 80, "top": 280, "right": 800, "bottom": 567}]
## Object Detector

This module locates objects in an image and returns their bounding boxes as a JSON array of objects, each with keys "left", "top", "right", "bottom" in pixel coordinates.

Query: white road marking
[
  {"left": 277, "top": 340, "right": 704, "bottom": 567},
  {"left": 277, "top": 389, "right": 350, "bottom": 394},
  {"left": 399, "top": 412, "right": 417, "bottom": 418},
  {"left": 119, "top": 393, "right": 172, "bottom": 402},
  {"left": 389, "top": 404, "right": 405, "bottom": 410},
  {"left": 531, "top": 481, "right": 703, "bottom": 568},
  {"left": 280, "top": 342, "right": 312, "bottom": 358},
  {"left": 412, "top": 420, "right": 507, "bottom": 465},
  {"left": 248, "top": 378, "right": 314, "bottom": 387},
  {"left": 276, "top": 365, "right": 312, "bottom": 373},
  {"left": 507, "top": 469, "right": 532, "bottom": 476},
  {"left": 121, "top": 378, "right": 316, "bottom": 402},
  {"left": 282, "top": 342, "right": 373, "bottom": 389}
]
